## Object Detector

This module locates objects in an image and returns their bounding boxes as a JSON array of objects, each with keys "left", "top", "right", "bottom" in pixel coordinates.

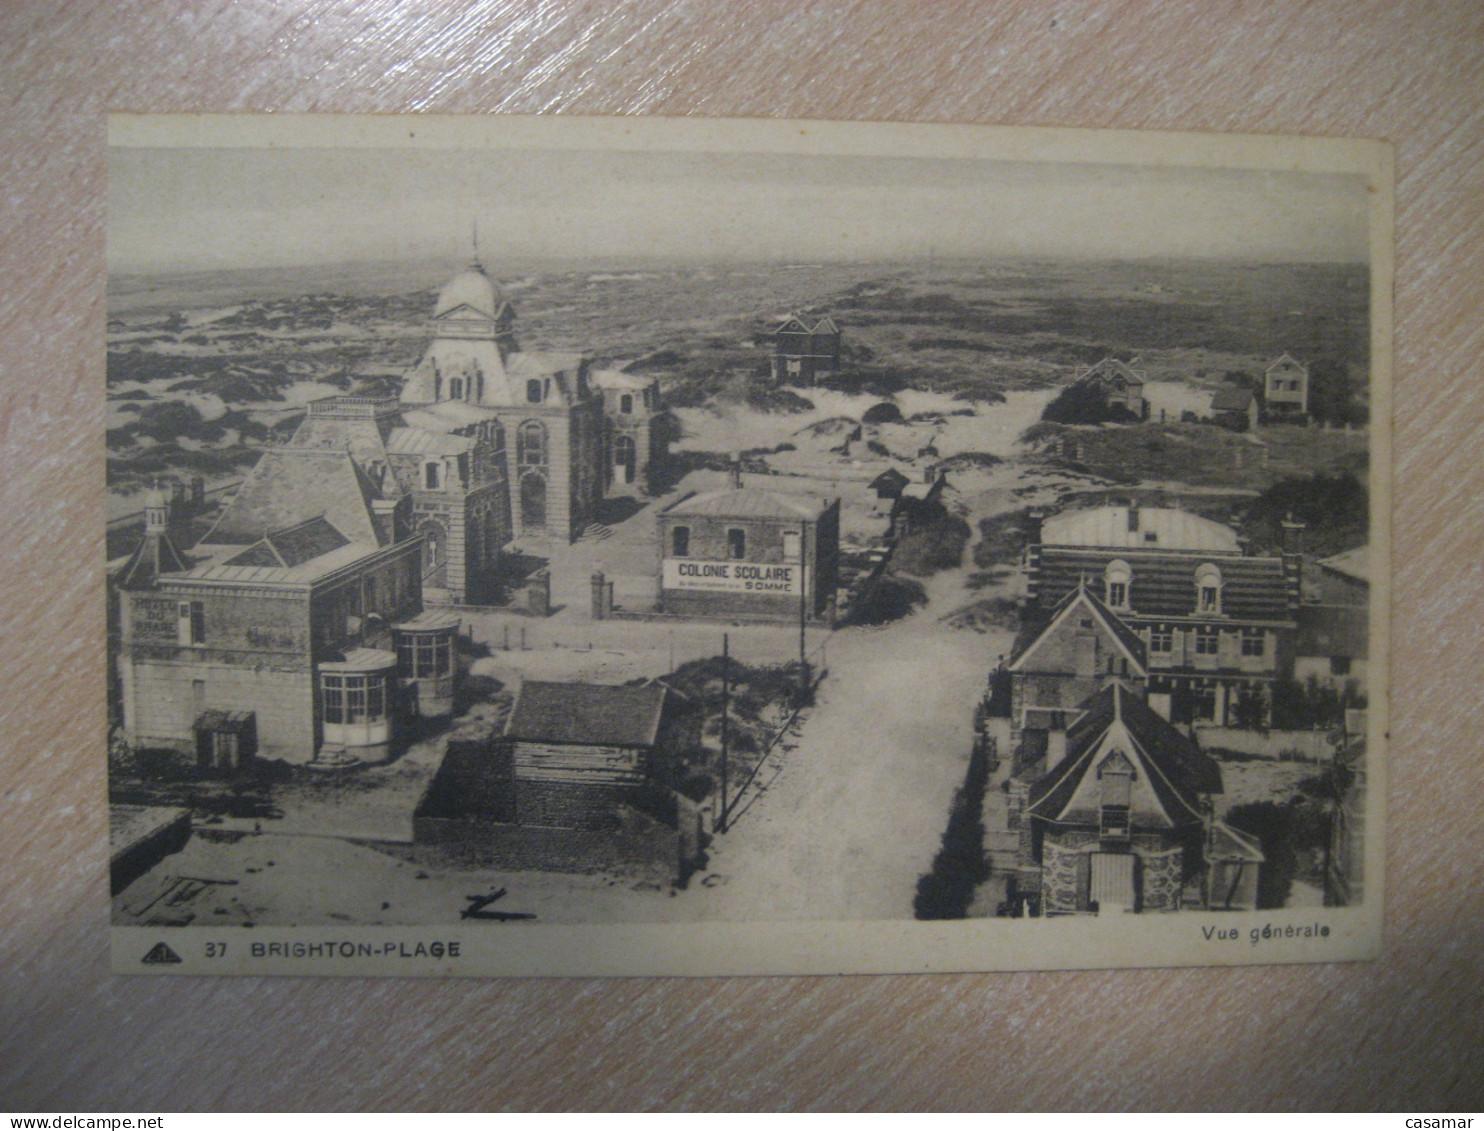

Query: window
[
  {"left": 620, "top": 393, "right": 633, "bottom": 414},
  {"left": 782, "top": 530, "right": 801, "bottom": 561},
  {"left": 425, "top": 462, "right": 441, "bottom": 490},
  {"left": 322, "top": 673, "right": 386, "bottom": 725},
  {"left": 517, "top": 421, "right": 546, "bottom": 466},
  {"left": 178, "top": 600, "right": 205, "bottom": 645},
  {"left": 526, "top": 379, "right": 542, "bottom": 404},
  {"left": 671, "top": 526, "right": 690, "bottom": 557},
  {"left": 1150, "top": 626, "right": 1174, "bottom": 654},
  {"left": 727, "top": 528, "right": 746, "bottom": 560},
  {"left": 398, "top": 634, "right": 452, "bottom": 679},
  {"left": 1330, "top": 656, "right": 1352, "bottom": 676},
  {"left": 1104, "top": 560, "right": 1131, "bottom": 609},
  {"left": 1241, "top": 628, "right": 1266, "bottom": 657},
  {"left": 1195, "top": 563, "right": 1223, "bottom": 614},
  {"left": 449, "top": 377, "right": 464, "bottom": 401},
  {"left": 1195, "top": 627, "right": 1220, "bottom": 655}
]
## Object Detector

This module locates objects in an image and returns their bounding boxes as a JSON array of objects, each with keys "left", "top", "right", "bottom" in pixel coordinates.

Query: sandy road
[{"left": 684, "top": 567, "right": 1011, "bottom": 922}]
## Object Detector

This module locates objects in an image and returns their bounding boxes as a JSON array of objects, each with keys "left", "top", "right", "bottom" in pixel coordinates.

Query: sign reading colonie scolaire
[{"left": 662, "top": 558, "right": 803, "bottom": 596}]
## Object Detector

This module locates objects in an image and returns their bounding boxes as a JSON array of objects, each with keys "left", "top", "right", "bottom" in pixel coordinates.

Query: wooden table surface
[{"left": 2, "top": 0, "right": 1481, "bottom": 1111}]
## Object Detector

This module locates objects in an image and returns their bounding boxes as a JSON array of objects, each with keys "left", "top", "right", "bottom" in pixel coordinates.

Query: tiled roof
[
  {"left": 1042, "top": 506, "right": 1241, "bottom": 552},
  {"left": 178, "top": 539, "right": 385, "bottom": 586},
  {"left": 1028, "top": 683, "right": 1222, "bottom": 825},
  {"left": 1081, "top": 358, "right": 1145, "bottom": 386},
  {"left": 401, "top": 401, "right": 497, "bottom": 432},
  {"left": 666, "top": 487, "right": 825, "bottom": 521},
  {"left": 1210, "top": 387, "right": 1256, "bottom": 412},
  {"left": 200, "top": 449, "right": 385, "bottom": 547},
  {"left": 114, "top": 531, "right": 189, "bottom": 590},
  {"left": 869, "top": 467, "right": 911, "bottom": 491},
  {"left": 1038, "top": 547, "right": 1291, "bottom": 621},
  {"left": 385, "top": 427, "right": 475, "bottom": 456},
  {"left": 1295, "top": 604, "right": 1369, "bottom": 659},
  {"left": 505, "top": 680, "right": 668, "bottom": 748},
  {"left": 222, "top": 516, "right": 351, "bottom": 570}
]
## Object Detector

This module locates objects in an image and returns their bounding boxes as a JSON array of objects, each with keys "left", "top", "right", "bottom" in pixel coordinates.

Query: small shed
[
  {"left": 1210, "top": 386, "right": 1259, "bottom": 431},
  {"left": 868, "top": 467, "right": 910, "bottom": 501}
]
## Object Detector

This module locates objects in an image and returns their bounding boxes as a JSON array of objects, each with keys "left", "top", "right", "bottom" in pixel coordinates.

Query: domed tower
[{"left": 401, "top": 255, "right": 519, "bottom": 408}]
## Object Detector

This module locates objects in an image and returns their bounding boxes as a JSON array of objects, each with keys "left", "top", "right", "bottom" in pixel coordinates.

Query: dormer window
[
  {"left": 1104, "top": 559, "right": 1132, "bottom": 610},
  {"left": 1195, "top": 562, "right": 1223, "bottom": 614},
  {"left": 449, "top": 377, "right": 464, "bottom": 401},
  {"left": 620, "top": 393, "right": 633, "bottom": 415},
  {"left": 526, "top": 379, "right": 542, "bottom": 404},
  {"left": 425, "top": 462, "right": 441, "bottom": 490}
]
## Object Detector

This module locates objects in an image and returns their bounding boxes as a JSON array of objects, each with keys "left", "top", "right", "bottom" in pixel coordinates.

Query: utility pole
[
  {"left": 798, "top": 554, "right": 808, "bottom": 705},
  {"left": 718, "top": 632, "right": 730, "bottom": 834}
]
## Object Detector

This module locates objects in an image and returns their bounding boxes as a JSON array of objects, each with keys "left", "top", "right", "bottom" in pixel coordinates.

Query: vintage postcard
[{"left": 106, "top": 115, "right": 1390, "bottom": 976}]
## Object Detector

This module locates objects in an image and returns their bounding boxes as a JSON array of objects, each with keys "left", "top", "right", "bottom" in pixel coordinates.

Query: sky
[{"left": 108, "top": 144, "right": 1372, "bottom": 274}]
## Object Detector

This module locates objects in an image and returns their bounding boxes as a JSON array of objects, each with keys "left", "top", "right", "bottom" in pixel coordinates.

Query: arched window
[
  {"left": 421, "top": 520, "right": 446, "bottom": 571},
  {"left": 520, "top": 472, "right": 547, "bottom": 529},
  {"left": 517, "top": 421, "right": 546, "bottom": 466},
  {"left": 526, "top": 379, "right": 542, "bottom": 404},
  {"left": 614, "top": 434, "right": 636, "bottom": 484},
  {"left": 671, "top": 526, "right": 690, "bottom": 557},
  {"left": 1104, "top": 559, "right": 1132, "bottom": 610},
  {"left": 1195, "top": 562, "right": 1223, "bottom": 614}
]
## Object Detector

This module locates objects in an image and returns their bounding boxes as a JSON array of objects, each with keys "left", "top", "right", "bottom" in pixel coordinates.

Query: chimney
[
  {"left": 1026, "top": 508, "right": 1046, "bottom": 605},
  {"left": 1280, "top": 514, "right": 1306, "bottom": 610}
]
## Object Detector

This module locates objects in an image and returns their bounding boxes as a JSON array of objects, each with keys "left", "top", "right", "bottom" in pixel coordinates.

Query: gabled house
[
  {"left": 771, "top": 313, "right": 841, "bottom": 387},
  {"left": 1028, "top": 503, "right": 1298, "bottom": 726},
  {"left": 1009, "top": 683, "right": 1262, "bottom": 916},
  {"left": 1076, "top": 357, "right": 1148, "bottom": 419},
  {"left": 1004, "top": 582, "right": 1148, "bottom": 758},
  {"left": 1264, "top": 353, "right": 1309, "bottom": 419}
]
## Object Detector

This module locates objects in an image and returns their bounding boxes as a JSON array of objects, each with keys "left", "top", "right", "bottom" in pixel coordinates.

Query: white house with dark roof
[{"left": 1264, "top": 353, "right": 1310, "bottom": 418}]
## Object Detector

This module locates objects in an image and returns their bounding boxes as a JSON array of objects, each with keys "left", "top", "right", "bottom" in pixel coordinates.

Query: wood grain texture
[{"left": 1, "top": 0, "right": 1481, "bottom": 1111}]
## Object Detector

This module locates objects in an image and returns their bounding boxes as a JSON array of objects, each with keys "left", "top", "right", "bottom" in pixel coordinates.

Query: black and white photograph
[{"left": 104, "top": 115, "right": 1389, "bottom": 976}]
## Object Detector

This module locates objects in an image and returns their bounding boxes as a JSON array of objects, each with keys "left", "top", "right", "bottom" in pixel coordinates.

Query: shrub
[{"left": 862, "top": 401, "right": 904, "bottom": 425}]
